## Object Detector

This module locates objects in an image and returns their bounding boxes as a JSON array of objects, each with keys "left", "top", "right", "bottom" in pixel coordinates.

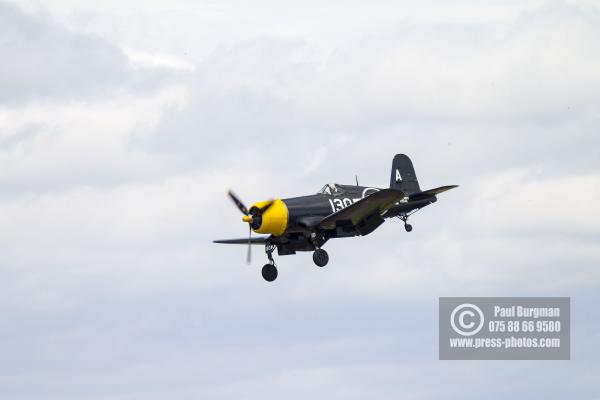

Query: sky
[{"left": 1, "top": 0, "right": 599, "bottom": 398}]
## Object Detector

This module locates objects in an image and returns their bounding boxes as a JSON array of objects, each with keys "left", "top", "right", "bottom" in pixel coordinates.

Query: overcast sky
[{"left": 1, "top": 0, "right": 599, "bottom": 398}]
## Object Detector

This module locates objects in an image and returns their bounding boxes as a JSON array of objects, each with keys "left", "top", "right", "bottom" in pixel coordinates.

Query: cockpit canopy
[{"left": 318, "top": 183, "right": 344, "bottom": 195}]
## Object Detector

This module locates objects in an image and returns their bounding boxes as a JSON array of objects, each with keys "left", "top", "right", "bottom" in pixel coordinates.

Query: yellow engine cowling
[{"left": 251, "top": 199, "right": 288, "bottom": 236}]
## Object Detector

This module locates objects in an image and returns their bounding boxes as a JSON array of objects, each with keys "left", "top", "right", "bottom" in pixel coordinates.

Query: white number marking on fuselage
[{"left": 328, "top": 197, "right": 361, "bottom": 212}]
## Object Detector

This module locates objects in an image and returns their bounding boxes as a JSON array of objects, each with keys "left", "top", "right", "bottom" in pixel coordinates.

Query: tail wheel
[
  {"left": 313, "top": 249, "right": 329, "bottom": 267},
  {"left": 261, "top": 264, "right": 278, "bottom": 282}
]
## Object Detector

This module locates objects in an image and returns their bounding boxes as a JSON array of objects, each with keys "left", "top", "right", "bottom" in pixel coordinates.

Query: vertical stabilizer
[{"left": 390, "top": 154, "right": 420, "bottom": 195}]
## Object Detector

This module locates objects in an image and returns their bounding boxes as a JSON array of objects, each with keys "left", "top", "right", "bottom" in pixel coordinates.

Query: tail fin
[{"left": 390, "top": 154, "right": 420, "bottom": 195}]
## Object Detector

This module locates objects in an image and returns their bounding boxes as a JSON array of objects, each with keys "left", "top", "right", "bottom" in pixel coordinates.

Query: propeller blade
[
  {"left": 246, "top": 224, "right": 252, "bottom": 264},
  {"left": 228, "top": 190, "right": 249, "bottom": 215},
  {"left": 259, "top": 199, "right": 275, "bottom": 213}
]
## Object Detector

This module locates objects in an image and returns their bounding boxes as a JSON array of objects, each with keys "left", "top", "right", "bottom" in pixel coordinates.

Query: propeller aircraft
[{"left": 214, "top": 154, "right": 457, "bottom": 282}]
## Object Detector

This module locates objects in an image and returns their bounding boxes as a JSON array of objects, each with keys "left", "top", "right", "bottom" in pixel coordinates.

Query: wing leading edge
[{"left": 213, "top": 237, "right": 270, "bottom": 245}]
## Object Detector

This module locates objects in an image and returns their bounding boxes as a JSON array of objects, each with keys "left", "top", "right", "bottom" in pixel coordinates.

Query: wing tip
[{"left": 213, "top": 237, "right": 270, "bottom": 244}]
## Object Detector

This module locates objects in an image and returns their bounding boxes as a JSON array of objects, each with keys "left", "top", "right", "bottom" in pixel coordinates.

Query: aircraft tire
[
  {"left": 405, "top": 224, "right": 413, "bottom": 232},
  {"left": 262, "top": 264, "right": 278, "bottom": 282},
  {"left": 313, "top": 249, "right": 329, "bottom": 267}
]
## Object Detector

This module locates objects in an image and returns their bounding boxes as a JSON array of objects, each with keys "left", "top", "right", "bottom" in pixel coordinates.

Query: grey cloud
[
  {"left": 0, "top": 2, "right": 178, "bottom": 104},
  {"left": 1, "top": 1, "right": 600, "bottom": 399},
  {"left": 141, "top": 2, "right": 600, "bottom": 185},
  {"left": 1, "top": 289, "right": 599, "bottom": 399}
]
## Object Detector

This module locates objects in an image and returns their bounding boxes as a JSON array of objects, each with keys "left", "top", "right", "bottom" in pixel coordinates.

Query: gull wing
[{"left": 317, "top": 189, "right": 405, "bottom": 231}]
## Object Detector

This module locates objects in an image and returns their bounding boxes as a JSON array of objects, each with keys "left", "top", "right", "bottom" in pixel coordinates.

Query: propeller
[
  {"left": 247, "top": 224, "right": 252, "bottom": 264},
  {"left": 227, "top": 190, "right": 275, "bottom": 264},
  {"left": 228, "top": 190, "right": 248, "bottom": 215}
]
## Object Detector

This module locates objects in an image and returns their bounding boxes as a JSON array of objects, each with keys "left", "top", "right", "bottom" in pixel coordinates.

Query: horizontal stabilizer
[{"left": 409, "top": 185, "right": 458, "bottom": 201}]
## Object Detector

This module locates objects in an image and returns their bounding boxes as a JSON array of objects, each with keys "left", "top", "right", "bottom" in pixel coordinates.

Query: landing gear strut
[
  {"left": 313, "top": 248, "right": 329, "bottom": 267},
  {"left": 399, "top": 214, "right": 413, "bottom": 232},
  {"left": 310, "top": 232, "right": 329, "bottom": 267},
  {"left": 262, "top": 243, "right": 278, "bottom": 282}
]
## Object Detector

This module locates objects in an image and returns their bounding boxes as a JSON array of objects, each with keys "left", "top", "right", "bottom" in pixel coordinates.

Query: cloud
[
  {"left": 465, "top": 170, "right": 600, "bottom": 236},
  {"left": 0, "top": 1, "right": 179, "bottom": 104},
  {"left": 139, "top": 1, "right": 600, "bottom": 188},
  {"left": 0, "top": 1, "right": 124, "bottom": 103},
  {"left": 1, "top": 1, "right": 600, "bottom": 399},
  {"left": 0, "top": 85, "right": 186, "bottom": 191}
]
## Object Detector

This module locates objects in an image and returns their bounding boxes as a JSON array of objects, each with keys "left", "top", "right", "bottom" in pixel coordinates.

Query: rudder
[{"left": 390, "top": 154, "right": 420, "bottom": 195}]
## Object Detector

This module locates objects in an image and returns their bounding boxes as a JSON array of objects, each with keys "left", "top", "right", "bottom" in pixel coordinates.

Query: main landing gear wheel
[
  {"left": 262, "top": 264, "right": 278, "bottom": 282},
  {"left": 261, "top": 243, "right": 278, "bottom": 282},
  {"left": 404, "top": 223, "right": 413, "bottom": 232},
  {"left": 313, "top": 248, "right": 329, "bottom": 267}
]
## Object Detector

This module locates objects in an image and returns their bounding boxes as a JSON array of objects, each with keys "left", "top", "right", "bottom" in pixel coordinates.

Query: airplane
[{"left": 214, "top": 154, "right": 457, "bottom": 282}]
